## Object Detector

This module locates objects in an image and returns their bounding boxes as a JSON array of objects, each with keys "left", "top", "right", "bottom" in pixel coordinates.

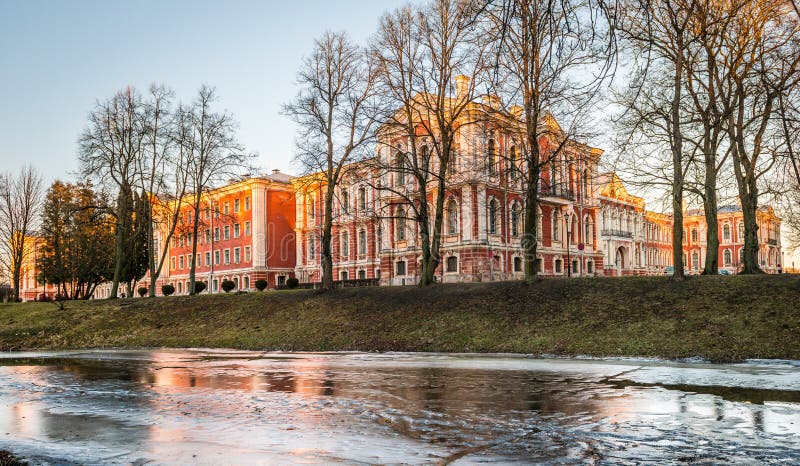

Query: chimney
[{"left": 455, "top": 75, "right": 470, "bottom": 100}]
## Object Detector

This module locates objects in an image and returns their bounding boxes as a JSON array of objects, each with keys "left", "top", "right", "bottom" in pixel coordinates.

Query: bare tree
[
  {"left": 0, "top": 165, "right": 43, "bottom": 302},
  {"left": 484, "top": 0, "right": 615, "bottom": 282},
  {"left": 613, "top": 0, "right": 698, "bottom": 280},
  {"left": 147, "top": 103, "right": 192, "bottom": 297},
  {"left": 185, "top": 86, "right": 251, "bottom": 294},
  {"left": 717, "top": 0, "right": 800, "bottom": 274},
  {"left": 284, "top": 31, "right": 380, "bottom": 290},
  {"left": 138, "top": 84, "right": 177, "bottom": 297},
  {"left": 79, "top": 87, "right": 148, "bottom": 298},
  {"left": 370, "top": 0, "right": 488, "bottom": 286}
]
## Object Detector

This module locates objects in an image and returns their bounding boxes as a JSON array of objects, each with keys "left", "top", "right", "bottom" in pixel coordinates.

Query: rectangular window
[
  {"left": 204, "top": 230, "right": 211, "bottom": 244},
  {"left": 245, "top": 196, "right": 250, "bottom": 211},
  {"left": 171, "top": 256, "right": 176, "bottom": 270},
  {"left": 234, "top": 199, "right": 240, "bottom": 213},
  {"left": 213, "top": 279, "right": 218, "bottom": 291},
  {"left": 245, "top": 221, "right": 251, "bottom": 236},
  {"left": 244, "top": 246, "right": 251, "bottom": 262},
  {"left": 224, "top": 249, "right": 230, "bottom": 265},
  {"left": 396, "top": 261, "right": 406, "bottom": 276},
  {"left": 446, "top": 256, "right": 458, "bottom": 273},
  {"left": 224, "top": 202, "right": 230, "bottom": 215},
  {"left": 214, "top": 250, "right": 220, "bottom": 265},
  {"left": 179, "top": 256, "right": 185, "bottom": 269},
  {"left": 205, "top": 252, "right": 211, "bottom": 266},
  {"left": 214, "top": 228, "right": 220, "bottom": 241},
  {"left": 179, "top": 236, "right": 184, "bottom": 247},
  {"left": 224, "top": 226, "right": 230, "bottom": 240},
  {"left": 358, "top": 269, "right": 366, "bottom": 279},
  {"left": 234, "top": 224, "right": 240, "bottom": 238},
  {"left": 234, "top": 247, "right": 241, "bottom": 264}
]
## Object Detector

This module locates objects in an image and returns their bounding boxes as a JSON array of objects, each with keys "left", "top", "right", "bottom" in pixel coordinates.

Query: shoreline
[{"left": 1, "top": 275, "right": 798, "bottom": 363}]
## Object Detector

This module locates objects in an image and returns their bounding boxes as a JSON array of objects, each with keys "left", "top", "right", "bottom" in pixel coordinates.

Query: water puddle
[{"left": 0, "top": 350, "right": 797, "bottom": 464}]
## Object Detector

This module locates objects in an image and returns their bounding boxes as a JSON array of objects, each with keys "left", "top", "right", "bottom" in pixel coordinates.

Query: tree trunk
[
  {"left": 108, "top": 188, "right": 130, "bottom": 299},
  {"left": 739, "top": 187, "right": 763, "bottom": 274},
  {"left": 523, "top": 164, "right": 541, "bottom": 283},
  {"left": 188, "top": 201, "right": 201, "bottom": 294},
  {"left": 321, "top": 184, "right": 334, "bottom": 290},
  {"left": 702, "top": 172, "right": 719, "bottom": 275},
  {"left": 147, "top": 200, "right": 157, "bottom": 297},
  {"left": 670, "top": 31, "right": 686, "bottom": 281}
]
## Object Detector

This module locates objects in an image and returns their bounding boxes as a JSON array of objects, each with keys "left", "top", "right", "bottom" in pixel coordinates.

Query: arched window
[
  {"left": 307, "top": 195, "right": 315, "bottom": 221},
  {"left": 487, "top": 139, "right": 497, "bottom": 175},
  {"left": 358, "top": 186, "right": 367, "bottom": 211},
  {"left": 552, "top": 210, "right": 560, "bottom": 242},
  {"left": 359, "top": 229, "right": 367, "bottom": 255},
  {"left": 723, "top": 223, "right": 731, "bottom": 242},
  {"left": 511, "top": 203, "right": 521, "bottom": 237},
  {"left": 395, "top": 152, "right": 406, "bottom": 186},
  {"left": 341, "top": 189, "right": 349, "bottom": 213},
  {"left": 446, "top": 198, "right": 459, "bottom": 234},
  {"left": 396, "top": 206, "right": 407, "bottom": 240},
  {"left": 584, "top": 215, "right": 593, "bottom": 244},
  {"left": 489, "top": 199, "right": 499, "bottom": 234},
  {"left": 551, "top": 161, "right": 559, "bottom": 194},
  {"left": 571, "top": 214, "right": 579, "bottom": 243},
  {"left": 420, "top": 145, "right": 430, "bottom": 166},
  {"left": 509, "top": 146, "right": 518, "bottom": 180},
  {"left": 537, "top": 206, "right": 543, "bottom": 239},
  {"left": 583, "top": 169, "right": 590, "bottom": 200},
  {"left": 723, "top": 249, "right": 732, "bottom": 267},
  {"left": 341, "top": 231, "right": 349, "bottom": 257},
  {"left": 308, "top": 236, "right": 316, "bottom": 260}
]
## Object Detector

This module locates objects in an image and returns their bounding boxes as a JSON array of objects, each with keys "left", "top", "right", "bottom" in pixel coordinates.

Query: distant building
[
  {"left": 683, "top": 205, "right": 782, "bottom": 274},
  {"left": 16, "top": 233, "right": 59, "bottom": 301},
  {"left": 597, "top": 173, "right": 783, "bottom": 276}
]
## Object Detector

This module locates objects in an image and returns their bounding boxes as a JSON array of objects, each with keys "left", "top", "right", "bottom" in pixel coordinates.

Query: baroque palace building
[
  {"left": 294, "top": 76, "right": 605, "bottom": 285},
  {"left": 14, "top": 81, "right": 785, "bottom": 300}
]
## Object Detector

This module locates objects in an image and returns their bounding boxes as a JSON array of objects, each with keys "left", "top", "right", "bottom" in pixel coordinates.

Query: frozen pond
[{"left": 0, "top": 350, "right": 798, "bottom": 464}]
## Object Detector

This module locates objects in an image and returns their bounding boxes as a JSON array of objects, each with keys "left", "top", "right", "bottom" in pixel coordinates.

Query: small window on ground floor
[
  {"left": 536, "top": 258, "right": 543, "bottom": 273},
  {"left": 446, "top": 256, "right": 458, "bottom": 273},
  {"left": 277, "top": 275, "right": 286, "bottom": 286},
  {"left": 244, "top": 276, "right": 250, "bottom": 289},
  {"left": 572, "top": 260, "right": 579, "bottom": 274},
  {"left": 340, "top": 270, "right": 349, "bottom": 281},
  {"left": 358, "top": 269, "right": 366, "bottom": 279},
  {"left": 514, "top": 257, "right": 522, "bottom": 272},
  {"left": 375, "top": 268, "right": 381, "bottom": 279},
  {"left": 587, "top": 261, "right": 594, "bottom": 274},
  {"left": 554, "top": 259, "right": 563, "bottom": 274},
  {"left": 396, "top": 261, "right": 407, "bottom": 276},
  {"left": 213, "top": 279, "right": 218, "bottom": 292}
]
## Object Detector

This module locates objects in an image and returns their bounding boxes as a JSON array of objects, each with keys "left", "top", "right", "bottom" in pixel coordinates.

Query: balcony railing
[{"left": 602, "top": 229, "right": 634, "bottom": 239}]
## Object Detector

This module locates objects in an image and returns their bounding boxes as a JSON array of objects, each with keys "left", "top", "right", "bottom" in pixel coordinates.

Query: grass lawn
[{"left": 1, "top": 275, "right": 798, "bottom": 362}]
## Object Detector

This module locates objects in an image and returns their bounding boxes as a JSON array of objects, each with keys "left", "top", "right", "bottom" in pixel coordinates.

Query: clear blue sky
[{"left": 0, "top": 0, "right": 404, "bottom": 183}]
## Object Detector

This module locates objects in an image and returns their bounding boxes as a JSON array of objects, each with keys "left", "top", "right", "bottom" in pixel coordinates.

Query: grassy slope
[{"left": 0, "top": 275, "right": 798, "bottom": 362}]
